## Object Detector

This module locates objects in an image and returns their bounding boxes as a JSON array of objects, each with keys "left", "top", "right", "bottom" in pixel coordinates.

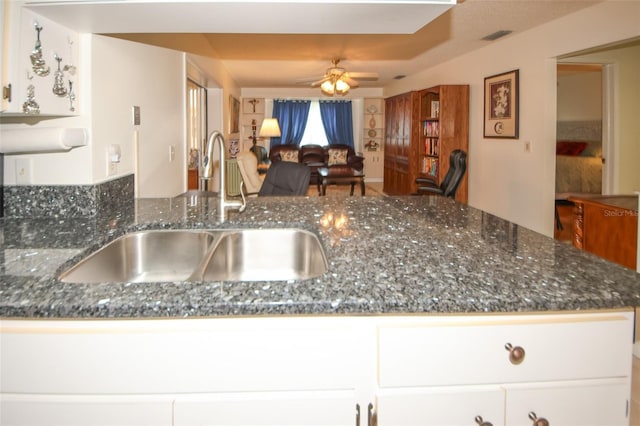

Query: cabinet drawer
[
  {"left": 1, "top": 317, "right": 361, "bottom": 394},
  {"left": 378, "top": 312, "right": 633, "bottom": 387},
  {"left": 376, "top": 385, "right": 504, "bottom": 426}
]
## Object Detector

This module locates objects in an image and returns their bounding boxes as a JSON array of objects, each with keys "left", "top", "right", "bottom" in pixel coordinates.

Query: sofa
[{"left": 269, "top": 144, "right": 364, "bottom": 185}]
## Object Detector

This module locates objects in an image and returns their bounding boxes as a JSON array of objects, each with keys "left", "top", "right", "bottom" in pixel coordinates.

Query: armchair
[{"left": 236, "top": 151, "right": 265, "bottom": 196}]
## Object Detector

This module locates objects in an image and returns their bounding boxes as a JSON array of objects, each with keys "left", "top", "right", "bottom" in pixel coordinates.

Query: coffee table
[{"left": 317, "top": 167, "right": 365, "bottom": 196}]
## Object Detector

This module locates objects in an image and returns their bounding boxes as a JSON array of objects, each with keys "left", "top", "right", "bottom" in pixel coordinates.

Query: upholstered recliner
[
  {"left": 322, "top": 144, "right": 364, "bottom": 173},
  {"left": 236, "top": 151, "right": 265, "bottom": 196},
  {"left": 269, "top": 144, "right": 300, "bottom": 163}
]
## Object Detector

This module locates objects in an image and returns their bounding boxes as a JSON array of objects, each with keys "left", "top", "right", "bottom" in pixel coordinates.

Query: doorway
[
  {"left": 554, "top": 63, "right": 605, "bottom": 240},
  {"left": 187, "top": 79, "right": 208, "bottom": 190}
]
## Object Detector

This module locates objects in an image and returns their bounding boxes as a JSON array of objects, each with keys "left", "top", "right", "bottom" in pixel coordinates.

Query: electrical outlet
[
  {"left": 524, "top": 141, "right": 531, "bottom": 153},
  {"left": 169, "top": 145, "right": 175, "bottom": 162},
  {"left": 15, "top": 158, "right": 33, "bottom": 184}
]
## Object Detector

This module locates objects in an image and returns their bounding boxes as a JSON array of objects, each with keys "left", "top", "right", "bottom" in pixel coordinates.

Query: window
[{"left": 299, "top": 101, "right": 329, "bottom": 146}]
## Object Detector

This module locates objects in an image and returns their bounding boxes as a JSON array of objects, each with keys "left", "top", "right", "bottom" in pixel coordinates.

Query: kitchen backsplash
[{"left": 2, "top": 174, "right": 134, "bottom": 218}]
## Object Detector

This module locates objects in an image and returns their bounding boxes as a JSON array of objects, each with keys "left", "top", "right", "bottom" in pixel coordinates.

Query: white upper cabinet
[{"left": 1, "top": 1, "right": 79, "bottom": 116}]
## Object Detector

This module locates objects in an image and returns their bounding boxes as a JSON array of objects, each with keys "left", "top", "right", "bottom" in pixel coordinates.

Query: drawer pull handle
[
  {"left": 356, "top": 404, "right": 360, "bottom": 426},
  {"left": 475, "top": 415, "right": 494, "bottom": 426},
  {"left": 528, "top": 411, "right": 550, "bottom": 426},
  {"left": 505, "top": 342, "right": 526, "bottom": 364}
]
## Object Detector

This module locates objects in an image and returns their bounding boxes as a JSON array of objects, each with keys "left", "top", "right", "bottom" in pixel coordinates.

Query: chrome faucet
[{"left": 201, "top": 130, "right": 246, "bottom": 221}]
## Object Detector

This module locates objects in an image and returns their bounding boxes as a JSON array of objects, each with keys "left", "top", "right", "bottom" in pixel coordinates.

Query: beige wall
[
  {"left": 557, "top": 70, "right": 602, "bottom": 122},
  {"left": 383, "top": 0, "right": 640, "bottom": 236}
]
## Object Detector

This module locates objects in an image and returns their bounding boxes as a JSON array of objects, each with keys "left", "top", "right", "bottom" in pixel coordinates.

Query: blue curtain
[
  {"left": 270, "top": 99, "right": 311, "bottom": 148},
  {"left": 319, "top": 100, "right": 354, "bottom": 148}
]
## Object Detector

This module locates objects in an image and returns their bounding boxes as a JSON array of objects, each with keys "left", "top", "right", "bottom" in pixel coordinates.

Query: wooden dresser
[{"left": 569, "top": 195, "right": 638, "bottom": 270}]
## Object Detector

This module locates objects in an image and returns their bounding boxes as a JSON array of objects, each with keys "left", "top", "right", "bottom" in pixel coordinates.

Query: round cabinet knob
[
  {"left": 505, "top": 342, "right": 526, "bottom": 365},
  {"left": 528, "top": 411, "right": 550, "bottom": 426},
  {"left": 475, "top": 415, "right": 494, "bottom": 426}
]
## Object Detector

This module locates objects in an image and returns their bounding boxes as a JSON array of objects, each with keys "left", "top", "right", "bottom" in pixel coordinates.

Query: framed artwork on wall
[
  {"left": 229, "top": 95, "right": 240, "bottom": 134},
  {"left": 484, "top": 69, "right": 519, "bottom": 138}
]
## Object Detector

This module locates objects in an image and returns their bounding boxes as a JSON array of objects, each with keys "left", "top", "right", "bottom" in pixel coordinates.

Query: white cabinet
[
  {"left": 374, "top": 312, "right": 634, "bottom": 426},
  {"left": 1, "top": 394, "right": 173, "bottom": 426},
  {"left": 0, "top": 317, "right": 367, "bottom": 426},
  {"left": 0, "top": 311, "right": 634, "bottom": 426},
  {"left": 174, "top": 391, "right": 357, "bottom": 425},
  {"left": 363, "top": 150, "right": 383, "bottom": 181},
  {"left": 1, "top": 1, "right": 79, "bottom": 116}
]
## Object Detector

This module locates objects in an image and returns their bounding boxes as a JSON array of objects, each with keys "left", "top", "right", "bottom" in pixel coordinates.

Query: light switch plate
[{"left": 133, "top": 106, "right": 141, "bottom": 125}]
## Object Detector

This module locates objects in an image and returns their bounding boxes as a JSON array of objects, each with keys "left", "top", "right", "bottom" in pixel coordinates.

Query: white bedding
[{"left": 555, "top": 155, "right": 602, "bottom": 196}]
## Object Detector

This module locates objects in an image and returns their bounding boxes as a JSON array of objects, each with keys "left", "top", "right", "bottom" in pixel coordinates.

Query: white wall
[
  {"left": 91, "top": 35, "right": 186, "bottom": 198},
  {"left": 383, "top": 0, "right": 640, "bottom": 236}
]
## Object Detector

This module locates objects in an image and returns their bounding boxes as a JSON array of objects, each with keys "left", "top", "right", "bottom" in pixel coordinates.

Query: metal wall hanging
[
  {"left": 30, "top": 22, "right": 50, "bottom": 77},
  {"left": 68, "top": 80, "right": 75, "bottom": 112},
  {"left": 22, "top": 73, "right": 40, "bottom": 114},
  {"left": 52, "top": 54, "right": 68, "bottom": 97}
]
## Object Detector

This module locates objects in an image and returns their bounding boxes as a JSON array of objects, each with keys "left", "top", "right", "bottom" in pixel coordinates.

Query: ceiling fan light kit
[{"left": 313, "top": 58, "right": 378, "bottom": 97}]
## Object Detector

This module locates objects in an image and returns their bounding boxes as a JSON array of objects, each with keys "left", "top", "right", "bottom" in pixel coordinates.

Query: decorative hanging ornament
[
  {"left": 30, "top": 23, "right": 50, "bottom": 77},
  {"left": 52, "top": 54, "right": 68, "bottom": 97}
]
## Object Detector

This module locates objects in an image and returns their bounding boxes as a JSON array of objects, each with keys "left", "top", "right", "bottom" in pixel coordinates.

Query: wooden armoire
[{"left": 383, "top": 85, "right": 469, "bottom": 203}]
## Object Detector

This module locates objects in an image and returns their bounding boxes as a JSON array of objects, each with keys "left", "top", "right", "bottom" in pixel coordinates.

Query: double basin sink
[{"left": 59, "top": 228, "right": 328, "bottom": 283}]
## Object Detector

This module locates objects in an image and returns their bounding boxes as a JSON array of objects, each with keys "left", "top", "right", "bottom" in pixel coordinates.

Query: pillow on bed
[{"left": 556, "top": 141, "right": 588, "bottom": 156}]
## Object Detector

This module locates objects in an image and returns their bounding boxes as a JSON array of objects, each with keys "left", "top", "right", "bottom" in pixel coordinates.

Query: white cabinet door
[
  {"left": 376, "top": 386, "right": 504, "bottom": 426},
  {"left": 1, "top": 4, "right": 79, "bottom": 115},
  {"left": 363, "top": 151, "right": 384, "bottom": 180},
  {"left": 505, "top": 379, "right": 630, "bottom": 426},
  {"left": 0, "top": 394, "right": 173, "bottom": 426},
  {"left": 174, "top": 391, "right": 357, "bottom": 426}
]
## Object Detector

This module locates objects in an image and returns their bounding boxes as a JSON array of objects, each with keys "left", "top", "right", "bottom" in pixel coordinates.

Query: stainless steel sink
[
  {"left": 202, "top": 229, "right": 329, "bottom": 282},
  {"left": 58, "top": 230, "right": 218, "bottom": 283},
  {"left": 59, "top": 229, "right": 327, "bottom": 283}
]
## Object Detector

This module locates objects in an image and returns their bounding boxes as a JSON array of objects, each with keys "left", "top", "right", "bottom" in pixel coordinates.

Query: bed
[{"left": 555, "top": 121, "right": 603, "bottom": 199}]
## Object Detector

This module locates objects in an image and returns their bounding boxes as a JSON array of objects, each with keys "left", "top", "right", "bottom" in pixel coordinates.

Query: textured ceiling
[{"left": 30, "top": 0, "right": 603, "bottom": 88}]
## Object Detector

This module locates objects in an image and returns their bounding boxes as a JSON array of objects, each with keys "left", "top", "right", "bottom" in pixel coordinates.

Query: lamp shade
[{"left": 259, "top": 118, "right": 281, "bottom": 137}]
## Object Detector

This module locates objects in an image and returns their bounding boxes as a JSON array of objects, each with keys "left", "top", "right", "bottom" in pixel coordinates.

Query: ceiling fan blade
[
  {"left": 342, "top": 76, "right": 359, "bottom": 88},
  {"left": 311, "top": 76, "right": 331, "bottom": 87},
  {"left": 347, "top": 72, "right": 379, "bottom": 81},
  {"left": 295, "top": 76, "right": 324, "bottom": 85}
]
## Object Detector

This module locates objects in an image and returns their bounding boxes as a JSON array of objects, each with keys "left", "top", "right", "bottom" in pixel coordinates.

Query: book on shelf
[
  {"left": 422, "top": 157, "right": 439, "bottom": 177},
  {"left": 424, "top": 138, "right": 439, "bottom": 156},
  {"left": 431, "top": 100, "right": 440, "bottom": 118},
  {"left": 423, "top": 121, "right": 440, "bottom": 137}
]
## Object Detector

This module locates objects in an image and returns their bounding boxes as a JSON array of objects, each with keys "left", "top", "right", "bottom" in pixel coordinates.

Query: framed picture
[
  {"left": 484, "top": 69, "right": 519, "bottom": 138},
  {"left": 229, "top": 95, "right": 240, "bottom": 134}
]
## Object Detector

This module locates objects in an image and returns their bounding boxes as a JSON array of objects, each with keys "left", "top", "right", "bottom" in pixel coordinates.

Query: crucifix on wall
[{"left": 248, "top": 98, "right": 259, "bottom": 113}]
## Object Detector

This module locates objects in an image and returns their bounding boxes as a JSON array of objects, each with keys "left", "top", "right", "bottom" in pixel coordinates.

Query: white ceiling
[{"left": 27, "top": 0, "right": 603, "bottom": 89}]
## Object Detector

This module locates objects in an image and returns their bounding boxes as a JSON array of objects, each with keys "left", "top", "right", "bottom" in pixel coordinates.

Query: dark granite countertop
[{"left": 1, "top": 193, "right": 639, "bottom": 318}]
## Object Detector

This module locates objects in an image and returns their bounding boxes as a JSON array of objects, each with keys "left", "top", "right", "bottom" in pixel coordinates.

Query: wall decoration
[
  {"left": 484, "top": 69, "right": 519, "bottom": 138},
  {"left": 229, "top": 95, "right": 240, "bottom": 134}
]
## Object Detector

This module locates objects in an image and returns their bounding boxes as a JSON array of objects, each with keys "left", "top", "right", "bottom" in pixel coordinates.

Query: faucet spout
[{"left": 203, "top": 131, "right": 246, "bottom": 221}]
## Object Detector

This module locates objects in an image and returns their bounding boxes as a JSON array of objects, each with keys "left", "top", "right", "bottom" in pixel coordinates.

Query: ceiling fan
[{"left": 304, "top": 59, "right": 379, "bottom": 96}]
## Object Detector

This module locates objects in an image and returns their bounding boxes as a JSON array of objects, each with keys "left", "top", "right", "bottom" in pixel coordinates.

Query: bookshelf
[{"left": 384, "top": 85, "right": 469, "bottom": 202}]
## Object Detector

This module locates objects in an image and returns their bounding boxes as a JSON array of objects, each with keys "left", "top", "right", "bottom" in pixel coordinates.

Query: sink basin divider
[{"left": 187, "top": 231, "right": 233, "bottom": 282}]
